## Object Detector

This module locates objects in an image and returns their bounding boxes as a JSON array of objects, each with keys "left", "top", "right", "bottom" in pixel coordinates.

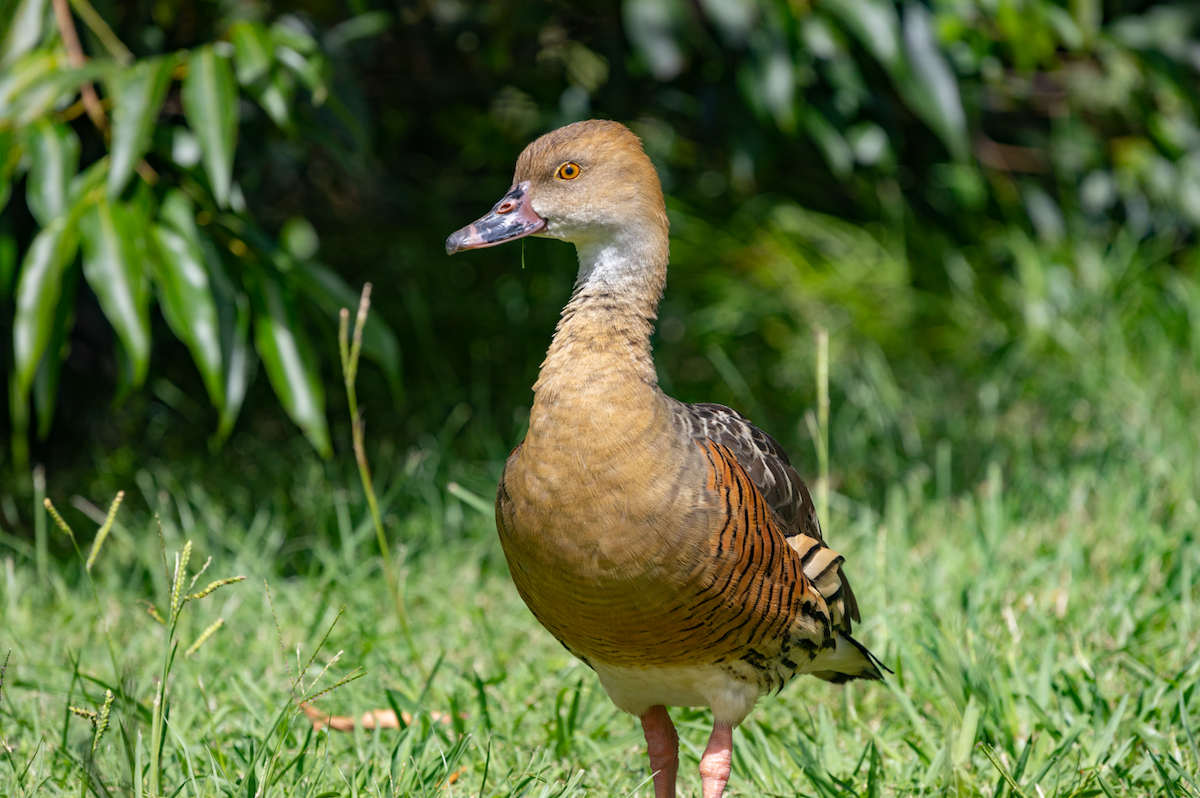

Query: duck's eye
[{"left": 556, "top": 162, "right": 582, "bottom": 180}]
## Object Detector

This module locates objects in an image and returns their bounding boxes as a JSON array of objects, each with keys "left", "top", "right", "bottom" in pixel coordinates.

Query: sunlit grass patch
[{"left": 1, "top": 443, "right": 1197, "bottom": 796}]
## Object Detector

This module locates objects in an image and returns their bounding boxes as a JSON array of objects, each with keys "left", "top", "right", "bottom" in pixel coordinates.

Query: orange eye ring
[{"left": 556, "top": 162, "right": 582, "bottom": 180}]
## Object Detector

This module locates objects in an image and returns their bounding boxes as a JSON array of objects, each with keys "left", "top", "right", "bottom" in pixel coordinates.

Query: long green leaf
[
  {"left": 158, "top": 188, "right": 201, "bottom": 243},
  {"left": 252, "top": 272, "right": 330, "bottom": 456},
  {"left": 181, "top": 46, "right": 238, "bottom": 208},
  {"left": 0, "top": 233, "right": 16, "bottom": 301},
  {"left": 216, "top": 291, "right": 253, "bottom": 443},
  {"left": 827, "top": 0, "right": 903, "bottom": 73},
  {"left": 80, "top": 199, "right": 151, "bottom": 388},
  {"left": 804, "top": 107, "right": 853, "bottom": 179},
  {"left": 0, "top": 51, "right": 61, "bottom": 120},
  {"left": 0, "top": 53, "right": 110, "bottom": 126},
  {"left": 9, "top": 367, "right": 30, "bottom": 466},
  {"left": 249, "top": 70, "right": 294, "bottom": 131},
  {"left": 150, "top": 223, "right": 225, "bottom": 410},
  {"left": 203, "top": 235, "right": 255, "bottom": 444},
  {"left": 229, "top": 22, "right": 273, "bottom": 85},
  {"left": 32, "top": 263, "right": 78, "bottom": 438},
  {"left": 69, "top": 156, "right": 110, "bottom": 207},
  {"left": 324, "top": 12, "right": 393, "bottom": 53},
  {"left": 275, "top": 47, "right": 327, "bottom": 105},
  {"left": 0, "top": 129, "right": 19, "bottom": 215},
  {"left": 23, "top": 120, "right": 80, "bottom": 226},
  {"left": 0, "top": 0, "right": 49, "bottom": 70},
  {"left": 269, "top": 19, "right": 319, "bottom": 55},
  {"left": 292, "top": 259, "right": 402, "bottom": 396},
  {"left": 107, "top": 55, "right": 175, "bottom": 199},
  {"left": 12, "top": 217, "right": 79, "bottom": 399},
  {"left": 901, "top": 3, "right": 968, "bottom": 161}
]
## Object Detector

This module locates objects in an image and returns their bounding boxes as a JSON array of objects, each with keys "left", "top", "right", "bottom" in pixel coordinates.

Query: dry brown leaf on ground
[{"left": 300, "top": 702, "right": 454, "bottom": 731}]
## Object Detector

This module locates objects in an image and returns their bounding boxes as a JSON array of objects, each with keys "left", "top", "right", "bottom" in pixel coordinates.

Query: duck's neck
[
  {"left": 519, "top": 225, "right": 686, "bottom": 511},
  {"left": 534, "top": 228, "right": 668, "bottom": 398}
]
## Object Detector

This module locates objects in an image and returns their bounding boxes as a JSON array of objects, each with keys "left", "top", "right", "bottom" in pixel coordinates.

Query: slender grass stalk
[
  {"left": 34, "top": 467, "right": 46, "bottom": 584},
  {"left": 144, "top": 542, "right": 244, "bottom": 798},
  {"left": 10, "top": 381, "right": 30, "bottom": 469},
  {"left": 979, "top": 743, "right": 1030, "bottom": 798},
  {"left": 338, "top": 283, "right": 419, "bottom": 668},
  {"left": 936, "top": 439, "right": 952, "bottom": 499},
  {"left": 815, "top": 326, "right": 830, "bottom": 527},
  {"left": 148, "top": 542, "right": 190, "bottom": 798},
  {"left": 0, "top": 650, "right": 20, "bottom": 785},
  {"left": 133, "top": 729, "right": 143, "bottom": 797},
  {"left": 148, "top": 681, "right": 164, "bottom": 798},
  {"left": 446, "top": 482, "right": 493, "bottom": 516}
]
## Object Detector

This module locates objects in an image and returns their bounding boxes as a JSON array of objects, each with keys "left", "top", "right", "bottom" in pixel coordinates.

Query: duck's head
[{"left": 446, "top": 120, "right": 667, "bottom": 256}]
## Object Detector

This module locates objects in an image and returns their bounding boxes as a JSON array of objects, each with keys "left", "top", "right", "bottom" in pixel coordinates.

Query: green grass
[{"left": 0, "top": 434, "right": 1196, "bottom": 797}]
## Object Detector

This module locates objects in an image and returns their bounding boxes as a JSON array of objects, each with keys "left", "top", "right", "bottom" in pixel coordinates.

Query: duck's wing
[{"left": 674, "top": 401, "right": 862, "bottom": 628}]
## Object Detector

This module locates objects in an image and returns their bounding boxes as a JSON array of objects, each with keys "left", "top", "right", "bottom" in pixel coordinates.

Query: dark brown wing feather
[{"left": 672, "top": 400, "right": 861, "bottom": 627}]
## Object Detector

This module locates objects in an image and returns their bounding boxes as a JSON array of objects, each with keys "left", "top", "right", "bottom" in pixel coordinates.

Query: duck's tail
[{"left": 802, "top": 632, "right": 890, "bottom": 683}]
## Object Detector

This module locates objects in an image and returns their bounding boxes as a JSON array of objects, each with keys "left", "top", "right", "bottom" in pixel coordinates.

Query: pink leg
[
  {"left": 640, "top": 705, "right": 678, "bottom": 798},
  {"left": 698, "top": 722, "right": 733, "bottom": 798}
]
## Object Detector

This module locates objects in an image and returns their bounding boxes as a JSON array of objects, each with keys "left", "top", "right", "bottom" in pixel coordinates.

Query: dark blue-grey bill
[{"left": 446, "top": 181, "right": 546, "bottom": 255}]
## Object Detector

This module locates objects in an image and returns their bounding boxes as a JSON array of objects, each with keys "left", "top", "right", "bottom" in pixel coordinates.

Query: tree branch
[{"left": 51, "top": 0, "right": 107, "bottom": 134}]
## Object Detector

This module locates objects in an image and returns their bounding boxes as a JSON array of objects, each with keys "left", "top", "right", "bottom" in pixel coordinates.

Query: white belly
[{"left": 592, "top": 661, "right": 762, "bottom": 725}]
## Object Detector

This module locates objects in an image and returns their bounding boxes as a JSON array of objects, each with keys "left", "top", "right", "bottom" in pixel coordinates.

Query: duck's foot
[
  {"left": 699, "top": 721, "right": 733, "bottom": 798},
  {"left": 640, "top": 705, "right": 678, "bottom": 798}
]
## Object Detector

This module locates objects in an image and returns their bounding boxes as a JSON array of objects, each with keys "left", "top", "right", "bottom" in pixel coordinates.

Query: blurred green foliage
[
  {"left": 0, "top": 0, "right": 1197, "bottom": 513},
  {"left": 0, "top": 0, "right": 400, "bottom": 465}
]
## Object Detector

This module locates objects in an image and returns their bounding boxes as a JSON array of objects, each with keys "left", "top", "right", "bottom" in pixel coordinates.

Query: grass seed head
[
  {"left": 302, "top": 667, "right": 365, "bottom": 706},
  {"left": 144, "top": 602, "right": 166, "bottom": 625},
  {"left": 354, "top": 283, "right": 372, "bottom": 347},
  {"left": 186, "top": 576, "right": 247, "bottom": 601},
  {"left": 93, "top": 690, "right": 113, "bottom": 752},
  {"left": 185, "top": 618, "right": 225, "bottom": 658},
  {"left": 302, "top": 650, "right": 342, "bottom": 696},
  {"left": 43, "top": 499, "right": 74, "bottom": 541},
  {"left": 86, "top": 491, "right": 124, "bottom": 572},
  {"left": 338, "top": 307, "right": 350, "bottom": 373},
  {"left": 171, "top": 541, "right": 193, "bottom": 617}
]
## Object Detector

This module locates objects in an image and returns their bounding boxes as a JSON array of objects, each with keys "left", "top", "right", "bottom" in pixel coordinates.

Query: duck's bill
[{"left": 445, "top": 181, "right": 546, "bottom": 255}]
